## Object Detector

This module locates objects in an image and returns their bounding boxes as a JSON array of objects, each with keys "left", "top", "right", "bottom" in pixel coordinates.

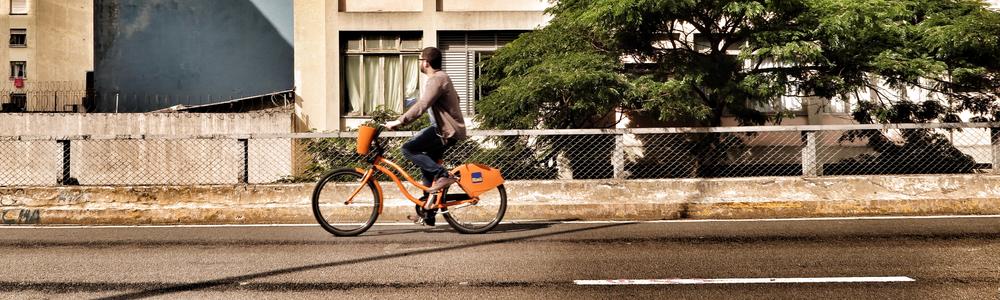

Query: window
[
  {"left": 10, "top": 61, "right": 25, "bottom": 78},
  {"left": 692, "top": 33, "right": 745, "bottom": 55},
  {"left": 474, "top": 51, "right": 494, "bottom": 106},
  {"left": 652, "top": 33, "right": 683, "bottom": 50},
  {"left": 10, "top": 0, "right": 28, "bottom": 15},
  {"left": 3, "top": 93, "right": 26, "bottom": 112},
  {"left": 694, "top": 34, "right": 713, "bottom": 52},
  {"left": 751, "top": 84, "right": 805, "bottom": 115},
  {"left": 439, "top": 31, "right": 525, "bottom": 116},
  {"left": 752, "top": 97, "right": 805, "bottom": 114},
  {"left": 9, "top": 29, "right": 25, "bottom": 47},
  {"left": 342, "top": 33, "right": 422, "bottom": 116},
  {"left": 824, "top": 97, "right": 855, "bottom": 114}
]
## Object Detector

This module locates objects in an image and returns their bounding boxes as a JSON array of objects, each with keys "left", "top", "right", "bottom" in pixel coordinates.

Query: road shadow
[
  {"left": 488, "top": 222, "right": 554, "bottom": 233},
  {"left": 366, "top": 219, "right": 575, "bottom": 237},
  {"left": 364, "top": 226, "right": 454, "bottom": 237},
  {"left": 96, "top": 222, "right": 634, "bottom": 300}
]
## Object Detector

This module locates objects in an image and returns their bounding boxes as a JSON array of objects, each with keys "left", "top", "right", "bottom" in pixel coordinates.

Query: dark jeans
[{"left": 401, "top": 127, "right": 455, "bottom": 189}]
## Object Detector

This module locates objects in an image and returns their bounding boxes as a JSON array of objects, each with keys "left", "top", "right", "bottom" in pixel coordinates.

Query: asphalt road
[{"left": 1, "top": 216, "right": 998, "bottom": 299}]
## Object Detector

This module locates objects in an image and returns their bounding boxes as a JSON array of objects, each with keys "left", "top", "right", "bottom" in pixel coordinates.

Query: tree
[
  {"left": 806, "top": 0, "right": 1000, "bottom": 124},
  {"left": 477, "top": 21, "right": 635, "bottom": 129},
  {"left": 477, "top": 0, "right": 1000, "bottom": 177},
  {"left": 477, "top": 0, "right": 1000, "bottom": 128}
]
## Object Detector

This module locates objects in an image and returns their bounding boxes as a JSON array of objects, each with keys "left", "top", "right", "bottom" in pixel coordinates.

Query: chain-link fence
[{"left": 1, "top": 123, "right": 998, "bottom": 187}]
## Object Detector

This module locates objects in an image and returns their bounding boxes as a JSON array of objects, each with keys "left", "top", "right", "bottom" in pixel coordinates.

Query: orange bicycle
[{"left": 311, "top": 125, "right": 508, "bottom": 236}]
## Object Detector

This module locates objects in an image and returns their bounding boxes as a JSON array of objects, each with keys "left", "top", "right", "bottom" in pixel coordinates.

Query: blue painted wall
[{"left": 94, "top": 0, "right": 294, "bottom": 112}]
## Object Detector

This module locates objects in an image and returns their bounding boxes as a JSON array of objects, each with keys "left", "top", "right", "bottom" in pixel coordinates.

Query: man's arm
[{"left": 397, "top": 75, "right": 442, "bottom": 125}]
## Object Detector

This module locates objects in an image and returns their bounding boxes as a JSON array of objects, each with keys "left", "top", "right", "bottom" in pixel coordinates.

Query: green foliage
[
  {"left": 478, "top": 0, "right": 1000, "bottom": 128},
  {"left": 285, "top": 106, "right": 555, "bottom": 182},
  {"left": 801, "top": 0, "right": 1000, "bottom": 122},
  {"left": 280, "top": 106, "right": 431, "bottom": 183},
  {"left": 474, "top": 0, "right": 1000, "bottom": 177},
  {"left": 834, "top": 128, "right": 978, "bottom": 175},
  {"left": 364, "top": 106, "right": 432, "bottom": 131},
  {"left": 446, "top": 136, "right": 560, "bottom": 180},
  {"left": 477, "top": 21, "right": 634, "bottom": 129}
]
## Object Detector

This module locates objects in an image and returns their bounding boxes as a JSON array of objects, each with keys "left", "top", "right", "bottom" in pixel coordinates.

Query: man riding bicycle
[{"left": 384, "top": 47, "right": 467, "bottom": 226}]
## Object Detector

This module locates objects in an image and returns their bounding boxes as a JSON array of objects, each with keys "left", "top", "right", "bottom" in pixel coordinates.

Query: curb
[{"left": 2, "top": 175, "right": 1000, "bottom": 225}]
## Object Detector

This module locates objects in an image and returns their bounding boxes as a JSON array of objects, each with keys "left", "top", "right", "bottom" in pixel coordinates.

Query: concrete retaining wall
[
  {"left": 0, "top": 113, "right": 294, "bottom": 186},
  {"left": 2, "top": 174, "right": 999, "bottom": 225}
]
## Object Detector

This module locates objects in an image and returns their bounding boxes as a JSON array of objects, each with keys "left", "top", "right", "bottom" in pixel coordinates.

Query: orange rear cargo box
[{"left": 453, "top": 164, "right": 504, "bottom": 197}]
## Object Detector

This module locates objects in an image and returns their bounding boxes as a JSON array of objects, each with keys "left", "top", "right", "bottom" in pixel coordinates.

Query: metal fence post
[
  {"left": 556, "top": 151, "right": 573, "bottom": 180},
  {"left": 613, "top": 133, "right": 626, "bottom": 180},
  {"left": 802, "top": 131, "right": 821, "bottom": 177},
  {"left": 238, "top": 138, "right": 249, "bottom": 184},
  {"left": 992, "top": 127, "right": 1000, "bottom": 174},
  {"left": 58, "top": 139, "right": 71, "bottom": 185}
]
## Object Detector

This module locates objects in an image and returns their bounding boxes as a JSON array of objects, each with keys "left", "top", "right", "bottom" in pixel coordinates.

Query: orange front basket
[{"left": 356, "top": 125, "right": 377, "bottom": 155}]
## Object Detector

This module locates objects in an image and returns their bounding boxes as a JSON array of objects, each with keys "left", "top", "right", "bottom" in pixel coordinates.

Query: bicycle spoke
[
  {"left": 444, "top": 185, "right": 506, "bottom": 233},
  {"left": 312, "top": 169, "right": 380, "bottom": 236}
]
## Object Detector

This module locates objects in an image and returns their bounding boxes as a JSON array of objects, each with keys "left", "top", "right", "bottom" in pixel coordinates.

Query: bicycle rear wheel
[
  {"left": 443, "top": 184, "right": 507, "bottom": 234},
  {"left": 312, "top": 168, "right": 381, "bottom": 236}
]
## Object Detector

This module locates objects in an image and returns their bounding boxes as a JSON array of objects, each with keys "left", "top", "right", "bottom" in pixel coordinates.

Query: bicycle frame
[{"left": 346, "top": 155, "right": 480, "bottom": 214}]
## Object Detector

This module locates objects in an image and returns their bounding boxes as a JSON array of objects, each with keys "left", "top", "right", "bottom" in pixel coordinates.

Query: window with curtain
[
  {"left": 10, "top": 0, "right": 28, "bottom": 15},
  {"left": 9, "top": 29, "right": 25, "bottom": 47},
  {"left": 343, "top": 33, "right": 422, "bottom": 117},
  {"left": 10, "top": 61, "right": 25, "bottom": 78}
]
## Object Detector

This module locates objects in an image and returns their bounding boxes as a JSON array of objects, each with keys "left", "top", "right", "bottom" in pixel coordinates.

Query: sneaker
[
  {"left": 428, "top": 175, "right": 458, "bottom": 193},
  {"left": 406, "top": 214, "right": 435, "bottom": 226}
]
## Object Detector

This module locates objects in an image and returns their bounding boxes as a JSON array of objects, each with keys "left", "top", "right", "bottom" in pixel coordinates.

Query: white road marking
[
  {"left": 574, "top": 277, "right": 916, "bottom": 285},
  {"left": 0, "top": 215, "right": 997, "bottom": 229}
]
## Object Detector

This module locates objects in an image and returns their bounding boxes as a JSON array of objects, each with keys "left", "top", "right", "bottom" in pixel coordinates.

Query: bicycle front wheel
[
  {"left": 443, "top": 184, "right": 507, "bottom": 234},
  {"left": 312, "top": 168, "right": 381, "bottom": 236}
]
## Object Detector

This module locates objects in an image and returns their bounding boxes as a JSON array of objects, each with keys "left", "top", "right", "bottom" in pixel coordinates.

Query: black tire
[
  {"left": 311, "top": 168, "right": 381, "bottom": 236},
  {"left": 443, "top": 184, "right": 507, "bottom": 234}
]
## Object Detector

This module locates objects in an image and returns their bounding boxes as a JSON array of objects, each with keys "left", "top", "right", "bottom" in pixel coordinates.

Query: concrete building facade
[
  {"left": 0, "top": 0, "right": 93, "bottom": 113},
  {"left": 294, "top": 0, "right": 1000, "bottom": 132},
  {"left": 293, "top": 0, "right": 550, "bottom": 132}
]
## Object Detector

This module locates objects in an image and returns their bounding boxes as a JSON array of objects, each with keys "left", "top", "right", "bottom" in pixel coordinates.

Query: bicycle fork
[{"left": 347, "top": 168, "right": 385, "bottom": 215}]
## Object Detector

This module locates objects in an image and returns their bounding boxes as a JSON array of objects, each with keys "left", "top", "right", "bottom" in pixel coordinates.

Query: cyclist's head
[{"left": 420, "top": 47, "right": 443, "bottom": 71}]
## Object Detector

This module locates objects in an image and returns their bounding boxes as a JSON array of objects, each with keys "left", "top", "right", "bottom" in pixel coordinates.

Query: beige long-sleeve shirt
[{"left": 397, "top": 70, "right": 467, "bottom": 141}]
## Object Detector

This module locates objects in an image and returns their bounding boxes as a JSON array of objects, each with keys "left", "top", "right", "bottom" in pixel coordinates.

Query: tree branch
[
  {"left": 749, "top": 65, "right": 829, "bottom": 74},
  {"left": 863, "top": 81, "right": 895, "bottom": 107}
]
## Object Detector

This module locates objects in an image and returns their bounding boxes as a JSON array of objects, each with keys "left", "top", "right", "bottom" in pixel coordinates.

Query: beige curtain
[
  {"left": 347, "top": 54, "right": 422, "bottom": 116},
  {"left": 345, "top": 56, "right": 363, "bottom": 116},
  {"left": 384, "top": 56, "right": 403, "bottom": 112},
  {"left": 363, "top": 56, "right": 382, "bottom": 115},
  {"left": 403, "top": 55, "right": 420, "bottom": 101}
]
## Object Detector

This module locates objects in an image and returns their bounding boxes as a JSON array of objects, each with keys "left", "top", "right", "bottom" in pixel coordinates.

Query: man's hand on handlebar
[{"left": 384, "top": 120, "right": 402, "bottom": 130}]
